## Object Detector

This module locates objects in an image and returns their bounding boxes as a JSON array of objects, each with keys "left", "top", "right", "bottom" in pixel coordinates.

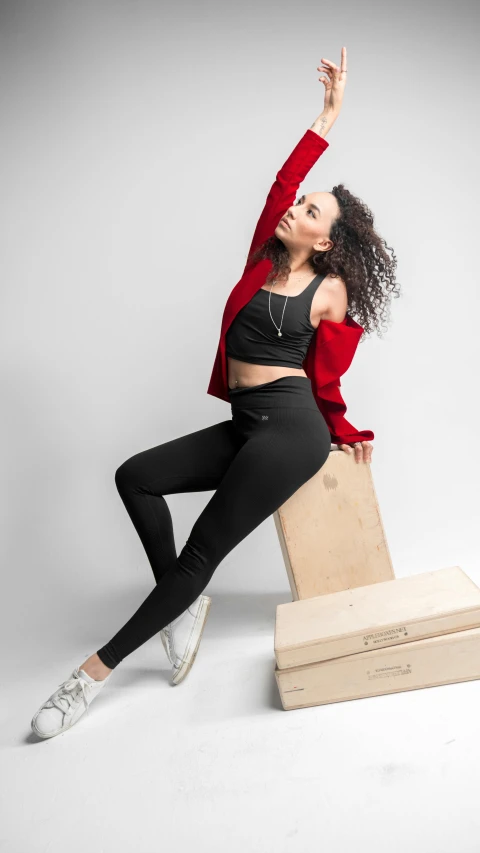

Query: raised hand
[{"left": 317, "top": 46, "right": 348, "bottom": 116}]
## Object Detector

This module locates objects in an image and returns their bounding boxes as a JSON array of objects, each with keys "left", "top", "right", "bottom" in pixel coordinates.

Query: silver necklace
[{"left": 268, "top": 270, "right": 313, "bottom": 337}]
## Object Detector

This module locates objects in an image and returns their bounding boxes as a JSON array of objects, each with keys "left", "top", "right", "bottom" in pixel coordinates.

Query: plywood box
[
  {"left": 275, "top": 566, "right": 480, "bottom": 670},
  {"left": 275, "top": 626, "right": 480, "bottom": 710},
  {"left": 273, "top": 449, "right": 394, "bottom": 601}
]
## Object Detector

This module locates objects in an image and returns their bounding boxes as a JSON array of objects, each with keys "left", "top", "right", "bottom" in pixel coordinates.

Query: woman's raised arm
[{"left": 242, "top": 48, "right": 348, "bottom": 274}]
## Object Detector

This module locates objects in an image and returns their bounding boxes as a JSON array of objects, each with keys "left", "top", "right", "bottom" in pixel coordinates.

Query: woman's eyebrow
[{"left": 299, "top": 194, "right": 321, "bottom": 214}]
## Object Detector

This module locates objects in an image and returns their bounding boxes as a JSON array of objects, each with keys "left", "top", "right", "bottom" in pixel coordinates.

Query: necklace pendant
[{"left": 278, "top": 331, "right": 282, "bottom": 337}]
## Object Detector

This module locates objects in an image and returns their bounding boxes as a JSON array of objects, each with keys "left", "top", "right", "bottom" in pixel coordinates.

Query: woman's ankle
[{"left": 79, "top": 653, "right": 112, "bottom": 681}]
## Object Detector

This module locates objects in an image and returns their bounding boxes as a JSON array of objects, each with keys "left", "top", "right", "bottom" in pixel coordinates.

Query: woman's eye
[{"left": 295, "top": 200, "right": 315, "bottom": 216}]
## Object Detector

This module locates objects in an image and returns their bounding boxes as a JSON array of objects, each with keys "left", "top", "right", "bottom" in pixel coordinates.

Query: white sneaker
[
  {"left": 31, "top": 666, "right": 112, "bottom": 739},
  {"left": 160, "top": 595, "right": 211, "bottom": 685}
]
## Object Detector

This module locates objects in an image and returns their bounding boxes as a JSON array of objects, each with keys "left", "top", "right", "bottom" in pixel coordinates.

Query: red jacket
[{"left": 207, "top": 128, "right": 374, "bottom": 446}]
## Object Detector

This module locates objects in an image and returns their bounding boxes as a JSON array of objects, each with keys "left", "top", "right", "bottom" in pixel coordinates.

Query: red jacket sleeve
[
  {"left": 242, "top": 129, "right": 329, "bottom": 274},
  {"left": 315, "top": 379, "right": 374, "bottom": 445}
]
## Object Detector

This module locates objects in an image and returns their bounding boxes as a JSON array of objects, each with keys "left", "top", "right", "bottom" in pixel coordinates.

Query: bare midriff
[{"left": 227, "top": 357, "right": 308, "bottom": 390}]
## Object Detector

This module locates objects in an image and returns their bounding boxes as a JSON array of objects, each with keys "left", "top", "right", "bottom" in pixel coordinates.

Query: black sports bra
[{"left": 226, "top": 273, "right": 327, "bottom": 369}]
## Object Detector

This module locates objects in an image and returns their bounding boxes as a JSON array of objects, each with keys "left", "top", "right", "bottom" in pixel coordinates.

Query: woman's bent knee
[{"left": 114, "top": 457, "right": 139, "bottom": 493}]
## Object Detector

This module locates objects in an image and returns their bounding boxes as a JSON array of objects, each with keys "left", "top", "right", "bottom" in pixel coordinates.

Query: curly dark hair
[{"left": 248, "top": 184, "right": 401, "bottom": 341}]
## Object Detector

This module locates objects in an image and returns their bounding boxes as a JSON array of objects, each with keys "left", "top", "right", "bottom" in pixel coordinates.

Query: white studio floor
[{"left": 3, "top": 587, "right": 480, "bottom": 853}]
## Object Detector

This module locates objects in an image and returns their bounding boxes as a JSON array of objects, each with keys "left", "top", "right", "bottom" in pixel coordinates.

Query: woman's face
[{"left": 275, "top": 192, "right": 340, "bottom": 255}]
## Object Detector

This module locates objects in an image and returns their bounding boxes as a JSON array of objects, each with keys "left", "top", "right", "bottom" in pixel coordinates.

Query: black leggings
[{"left": 96, "top": 376, "right": 332, "bottom": 669}]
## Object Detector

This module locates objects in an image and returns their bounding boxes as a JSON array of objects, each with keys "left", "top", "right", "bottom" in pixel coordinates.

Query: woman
[{"left": 31, "top": 47, "right": 400, "bottom": 738}]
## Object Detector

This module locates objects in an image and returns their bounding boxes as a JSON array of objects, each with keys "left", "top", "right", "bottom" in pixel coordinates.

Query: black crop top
[{"left": 226, "top": 273, "right": 326, "bottom": 369}]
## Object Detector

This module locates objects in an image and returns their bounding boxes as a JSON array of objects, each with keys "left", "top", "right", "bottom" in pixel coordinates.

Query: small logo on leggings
[{"left": 262, "top": 415, "right": 269, "bottom": 420}]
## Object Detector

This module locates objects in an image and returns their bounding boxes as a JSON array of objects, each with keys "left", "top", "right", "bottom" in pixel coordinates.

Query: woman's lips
[{"left": 280, "top": 219, "right": 291, "bottom": 229}]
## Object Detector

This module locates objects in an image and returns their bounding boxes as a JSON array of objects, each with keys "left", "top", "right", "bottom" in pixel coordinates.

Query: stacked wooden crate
[{"left": 272, "top": 450, "right": 480, "bottom": 710}]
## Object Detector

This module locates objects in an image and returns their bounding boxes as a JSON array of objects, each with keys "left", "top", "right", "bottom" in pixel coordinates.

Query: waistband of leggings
[{"left": 228, "top": 375, "right": 319, "bottom": 410}]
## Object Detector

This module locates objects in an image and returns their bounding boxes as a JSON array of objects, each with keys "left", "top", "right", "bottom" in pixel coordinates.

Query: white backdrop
[
  {"left": 2, "top": 3, "right": 479, "bottom": 616},
  {"left": 2, "top": 2, "right": 480, "bottom": 852}
]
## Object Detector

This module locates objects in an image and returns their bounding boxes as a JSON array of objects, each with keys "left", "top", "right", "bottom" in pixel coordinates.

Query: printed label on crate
[
  {"left": 366, "top": 664, "right": 412, "bottom": 681},
  {"left": 363, "top": 626, "right": 409, "bottom": 646}
]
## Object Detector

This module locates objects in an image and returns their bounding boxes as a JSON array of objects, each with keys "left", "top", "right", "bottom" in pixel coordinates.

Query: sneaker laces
[{"left": 50, "top": 672, "right": 92, "bottom": 716}]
